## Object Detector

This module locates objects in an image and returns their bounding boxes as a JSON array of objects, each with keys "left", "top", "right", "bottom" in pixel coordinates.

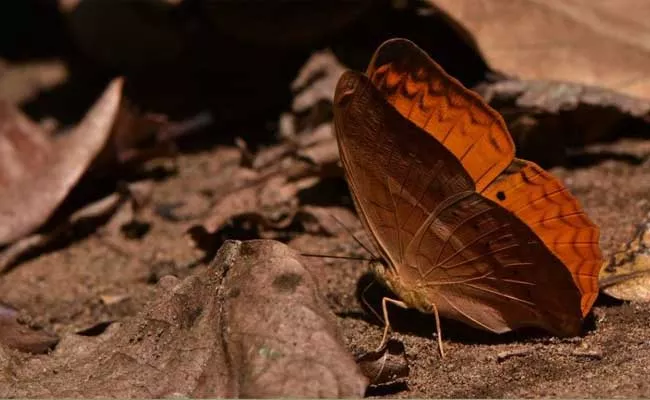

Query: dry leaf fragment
[
  {"left": 0, "top": 240, "right": 367, "bottom": 397},
  {"left": 0, "top": 303, "right": 59, "bottom": 354},
  {"left": 600, "top": 212, "right": 650, "bottom": 302},
  {"left": 188, "top": 175, "right": 319, "bottom": 253},
  {"left": 292, "top": 49, "right": 346, "bottom": 116},
  {"left": 0, "top": 78, "right": 123, "bottom": 246},
  {"left": 0, "top": 180, "right": 151, "bottom": 272},
  {"left": 0, "top": 59, "right": 69, "bottom": 105},
  {"left": 356, "top": 339, "right": 409, "bottom": 388},
  {"left": 476, "top": 78, "right": 650, "bottom": 164},
  {"left": 201, "top": 175, "right": 299, "bottom": 233},
  {"left": 429, "top": 0, "right": 650, "bottom": 99},
  {"left": 480, "top": 80, "right": 650, "bottom": 117}
]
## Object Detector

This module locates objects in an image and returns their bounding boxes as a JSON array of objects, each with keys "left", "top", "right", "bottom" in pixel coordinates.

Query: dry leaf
[
  {"left": 356, "top": 339, "right": 409, "bottom": 388},
  {"left": 188, "top": 174, "right": 319, "bottom": 253},
  {"left": 600, "top": 212, "right": 650, "bottom": 302},
  {"left": 202, "top": 175, "right": 300, "bottom": 233},
  {"left": 429, "top": 0, "right": 650, "bottom": 99},
  {"left": 0, "top": 59, "right": 69, "bottom": 105},
  {"left": 211, "top": 240, "right": 367, "bottom": 397},
  {"left": 0, "top": 78, "right": 123, "bottom": 246},
  {"left": 0, "top": 181, "right": 151, "bottom": 272},
  {"left": 0, "top": 303, "right": 59, "bottom": 354},
  {"left": 476, "top": 78, "right": 650, "bottom": 164},
  {"left": 0, "top": 240, "right": 367, "bottom": 397},
  {"left": 292, "top": 49, "right": 346, "bottom": 116}
]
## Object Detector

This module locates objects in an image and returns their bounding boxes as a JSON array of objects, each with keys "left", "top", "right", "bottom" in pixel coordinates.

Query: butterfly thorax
[{"left": 370, "top": 260, "right": 435, "bottom": 314}]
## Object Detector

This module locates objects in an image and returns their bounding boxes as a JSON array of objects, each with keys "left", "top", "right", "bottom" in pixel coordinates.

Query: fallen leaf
[
  {"left": 154, "top": 192, "right": 213, "bottom": 222},
  {"left": 294, "top": 124, "right": 340, "bottom": 173},
  {"left": 0, "top": 240, "right": 368, "bottom": 397},
  {"left": 0, "top": 303, "right": 59, "bottom": 354},
  {"left": 203, "top": 175, "right": 300, "bottom": 233},
  {"left": 428, "top": 0, "right": 650, "bottom": 99},
  {"left": 100, "top": 101, "right": 173, "bottom": 168},
  {"left": 0, "top": 59, "right": 69, "bottom": 105},
  {"left": 188, "top": 175, "right": 319, "bottom": 253},
  {"left": 600, "top": 212, "right": 650, "bottom": 302},
  {"left": 476, "top": 78, "right": 650, "bottom": 165},
  {"left": 356, "top": 339, "right": 409, "bottom": 388},
  {"left": 0, "top": 78, "right": 123, "bottom": 246},
  {"left": 0, "top": 181, "right": 151, "bottom": 272},
  {"left": 292, "top": 49, "right": 346, "bottom": 117},
  {"left": 100, "top": 180, "right": 153, "bottom": 236},
  {"left": 212, "top": 240, "right": 368, "bottom": 397}
]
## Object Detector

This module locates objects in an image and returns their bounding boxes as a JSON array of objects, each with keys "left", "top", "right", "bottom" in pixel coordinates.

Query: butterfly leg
[
  {"left": 375, "top": 297, "right": 408, "bottom": 352},
  {"left": 432, "top": 302, "right": 445, "bottom": 358}
]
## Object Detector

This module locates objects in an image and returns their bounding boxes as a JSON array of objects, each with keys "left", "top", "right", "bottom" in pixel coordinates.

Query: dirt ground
[{"left": 1, "top": 133, "right": 650, "bottom": 397}]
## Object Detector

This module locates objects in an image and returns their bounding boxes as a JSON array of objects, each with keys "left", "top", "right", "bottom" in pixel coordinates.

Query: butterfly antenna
[
  {"left": 300, "top": 253, "right": 371, "bottom": 261},
  {"left": 327, "top": 212, "right": 378, "bottom": 260},
  {"left": 360, "top": 281, "right": 384, "bottom": 324}
]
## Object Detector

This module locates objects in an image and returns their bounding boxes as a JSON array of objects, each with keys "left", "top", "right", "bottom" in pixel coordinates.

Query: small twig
[
  {"left": 570, "top": 349, "right": 603, "bottom": 360},
  {"left": 496, "top": 347, "right": 534, "bottom": 362}
]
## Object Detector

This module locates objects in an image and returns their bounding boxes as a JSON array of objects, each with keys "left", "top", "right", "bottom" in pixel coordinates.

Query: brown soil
[{"left": 2, "top": 134, "right": 650, "bottom": 397}]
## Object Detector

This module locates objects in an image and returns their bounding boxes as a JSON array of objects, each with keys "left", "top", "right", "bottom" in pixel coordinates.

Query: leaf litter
[
  {"left": 0, "top": 240, "right": 367, "bottom": 398},
  {"left": 2, "top": 0, "right": 650, "bottom": 398}
]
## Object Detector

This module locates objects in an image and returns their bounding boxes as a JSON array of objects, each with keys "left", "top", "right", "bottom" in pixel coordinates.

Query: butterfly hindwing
[
  {"left": 404, "top": 192, "right": 583, "bottom": 335},
  {"left": 482, "top": 160, "right": 602, "bottom": 315}
]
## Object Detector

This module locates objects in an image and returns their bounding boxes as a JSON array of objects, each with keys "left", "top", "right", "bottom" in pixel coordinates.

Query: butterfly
[{"left": 333, "top": 38, "right": 602, "bottom": 356}]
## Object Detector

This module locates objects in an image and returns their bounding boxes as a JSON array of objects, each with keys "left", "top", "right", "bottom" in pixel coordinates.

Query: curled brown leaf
[
  {"left": 600, "top": 212, "right": 650, "bottom": 302},
  {"left": 356, "top": 339, "right": 409, "bottom": 388},
  {"left": 0, "top": 78, "right": 123, "bottom": 246}
]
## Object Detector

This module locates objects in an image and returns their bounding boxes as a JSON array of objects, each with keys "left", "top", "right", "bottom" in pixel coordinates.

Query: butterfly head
[
  {"left": 369, "top": 259, "right": 400, "bottom": 294},
  {"left": 369, "top": 258, "right": 398, "bottom": 296},
  {"left": 369, "top": 258, "right": 388, "bottom": 279}
]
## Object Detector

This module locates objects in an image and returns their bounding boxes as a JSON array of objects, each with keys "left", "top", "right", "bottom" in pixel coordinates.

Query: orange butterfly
[{"left": 333, "top": 38, "right": 602, "bottom": 356}]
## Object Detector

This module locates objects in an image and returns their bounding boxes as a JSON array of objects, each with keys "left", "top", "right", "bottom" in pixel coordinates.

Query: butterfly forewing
[
  {"left": 334, "top": 71, "right": 475, "bottom": 268},
  {"left": 366, "top": 38, "right": 515, "bottom": 192}
]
